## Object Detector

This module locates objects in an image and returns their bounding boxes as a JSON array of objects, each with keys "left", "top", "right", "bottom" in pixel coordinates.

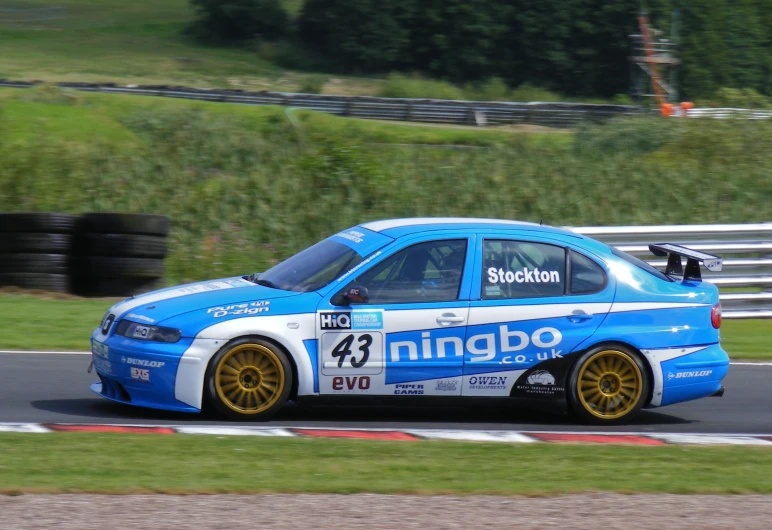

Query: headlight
[{"left": 115, "top": 320, "right": 181, "bottom": 343}]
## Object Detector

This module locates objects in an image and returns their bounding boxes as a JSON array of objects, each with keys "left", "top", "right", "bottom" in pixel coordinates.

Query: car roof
[{"left": 360, "top": 217, "right": 585, "bottom": 240}]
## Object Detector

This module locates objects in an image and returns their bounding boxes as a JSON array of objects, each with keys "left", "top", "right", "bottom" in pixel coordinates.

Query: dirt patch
[{"left": 2, "top": 493, "right": 770, "bottom": 529}]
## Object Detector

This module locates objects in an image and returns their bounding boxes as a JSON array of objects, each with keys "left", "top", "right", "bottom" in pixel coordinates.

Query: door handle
[
  {"left": 437, "top": 313, "right": 465, "bottom": 325},
  {"left": 567, "top": 310, "right": 593, "bottom": 323}
]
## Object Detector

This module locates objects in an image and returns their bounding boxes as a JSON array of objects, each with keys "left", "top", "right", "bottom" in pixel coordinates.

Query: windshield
[{"left": 256, "top": 239, "right": 364, "bottom": 292}]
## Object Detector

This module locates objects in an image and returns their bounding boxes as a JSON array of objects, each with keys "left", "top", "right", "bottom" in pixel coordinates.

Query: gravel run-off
[{"left": 2, "top": 493, "right": 772, "bottom": 529}]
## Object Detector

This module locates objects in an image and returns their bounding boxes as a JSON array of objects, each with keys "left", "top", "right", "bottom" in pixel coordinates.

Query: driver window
[
  {"left": 482, "top": 240, "right": 566, "bottom": 299},
  {"left": 350, "top": 239, "right": 468, "bottom": 304}
]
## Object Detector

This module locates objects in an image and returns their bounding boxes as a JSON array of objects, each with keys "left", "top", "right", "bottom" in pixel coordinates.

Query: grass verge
[
  {"left": 0, "top": 293, "right": 769, "bottom": 360},
  {"left": 1, "top": 433, "right": 771, "bottom": 494}
]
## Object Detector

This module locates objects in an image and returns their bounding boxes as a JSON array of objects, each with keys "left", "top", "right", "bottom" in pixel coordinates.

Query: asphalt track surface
[{"left": 2, "top": 352, "right": 771, "bottom": 434}]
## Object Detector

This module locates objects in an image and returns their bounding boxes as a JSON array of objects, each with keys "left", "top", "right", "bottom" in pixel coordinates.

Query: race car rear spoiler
[{"left": 649, "top": 243, "right": 723, "bottom": 281}]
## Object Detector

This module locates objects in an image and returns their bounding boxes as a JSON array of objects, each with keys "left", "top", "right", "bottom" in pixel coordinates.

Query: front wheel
[
  {"left": 567, "top": 345, "right": 649, "bottom": 425},
  {"left": 206, "top": 338, "right": 293, "bottom": 420}
]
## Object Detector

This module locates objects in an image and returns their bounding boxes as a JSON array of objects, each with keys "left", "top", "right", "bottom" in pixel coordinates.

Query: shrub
[
  {"left": 377, "top": 73, "right": 466, "bottom": 100},
  {"left": 188, "top": 0, "right": 289, "bottom": 42},
  {"left": 297, "top": 75, "right": 327, "bottom": 94}
]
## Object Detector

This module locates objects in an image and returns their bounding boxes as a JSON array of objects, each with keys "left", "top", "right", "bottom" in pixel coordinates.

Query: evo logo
[{"left": 668, "top": 370, "right": 713, "bottom": 380}]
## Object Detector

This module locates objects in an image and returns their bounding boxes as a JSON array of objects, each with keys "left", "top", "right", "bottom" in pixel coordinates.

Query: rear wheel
[
  {"left": 206, "top": 338, "right": 292, "bottom": 420},
  {"left": 568, "top": 345, "right": 649, "bottom": 425}
]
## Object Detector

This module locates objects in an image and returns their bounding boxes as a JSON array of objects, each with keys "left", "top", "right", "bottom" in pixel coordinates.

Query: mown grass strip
[
  {"left": 0, "top": 433, "right": 771, "bottom": 494},
  {"left": 0, "top": 294, "right": 769, "bottom": 360}
]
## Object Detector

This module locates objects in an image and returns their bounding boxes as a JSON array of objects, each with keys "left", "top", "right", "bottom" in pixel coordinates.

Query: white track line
[{"left": 1, "top": 350, "right": 771, "bottom": 365}]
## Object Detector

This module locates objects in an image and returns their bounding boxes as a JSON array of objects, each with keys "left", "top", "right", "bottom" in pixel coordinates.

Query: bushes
[
  {"left": 1, "top": 96, "right": 771, "bottom": 284},
  {"left": 188, "top": 0, "right": 289, "bottom": 42}
]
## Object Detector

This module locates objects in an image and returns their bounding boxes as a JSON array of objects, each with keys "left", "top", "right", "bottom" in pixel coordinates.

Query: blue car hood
[{"left": 107, "top": 277, "right": 314, "bottom": 328}]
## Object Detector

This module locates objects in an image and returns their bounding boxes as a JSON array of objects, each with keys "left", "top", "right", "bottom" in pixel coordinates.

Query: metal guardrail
[
  {"left": 570, "top": 223, "right": 772, "bottom": 319},
  {"left": 687, "top": 108, "right": 772, "bottom": 120},
  {"left": 0, "top": 79, "right": 644, "bottom": 128}
]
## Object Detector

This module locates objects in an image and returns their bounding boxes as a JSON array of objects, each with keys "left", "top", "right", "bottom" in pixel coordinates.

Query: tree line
[{"left": 190, "top": 0, "right": 772, "bottom": 99}]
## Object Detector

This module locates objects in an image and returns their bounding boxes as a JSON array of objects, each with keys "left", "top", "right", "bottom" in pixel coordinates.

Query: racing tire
[
  {"left": 70, "top": 277, "right": 166, "bottom": 297},
  {"left": 71, "top": 257, "right": 164, "bottom": 278},
  {"left": 0, "top": 273, "right": 69, "bottom": 292},
  {"left": 567, "top": 345, "right": 650, "bottom": 425},
  {"left": 0, "top": 233, "right": 71, "bottom": 253},
  {"left": 72, "top": 234, "right": 168, "bottom": 259},
  {"left": 77, "top": 213, "right": 169, "bottom": 237},
  {"left": 0, "top": 213, "right": 77, "bottom": 234},
  {"left": 205, "top": 338, "right": 293, "bottom": 421},
  {"left": 0, "top": 254, "right": 69, "bottom": 274}
]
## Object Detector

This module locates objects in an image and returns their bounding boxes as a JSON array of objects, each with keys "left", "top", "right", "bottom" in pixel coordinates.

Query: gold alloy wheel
[
  {"left": 577, "top": 349, "right": 643, "bottom": 420},
  {"left": 214, "top": 343, "right": 285, "bottom": 415}
]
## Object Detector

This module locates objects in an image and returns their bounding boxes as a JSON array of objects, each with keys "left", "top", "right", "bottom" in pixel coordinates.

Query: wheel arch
[
  {"left": 567, "top": 340, "right": 655, "bottom": 407},
  {"left": 201, "top": 334, "right": 301, "bottom": 408}
]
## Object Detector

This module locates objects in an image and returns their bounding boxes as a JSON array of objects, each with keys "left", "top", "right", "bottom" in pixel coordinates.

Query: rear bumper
[{"left": 659, "top": 343, "right": 729, "bottom": 407}]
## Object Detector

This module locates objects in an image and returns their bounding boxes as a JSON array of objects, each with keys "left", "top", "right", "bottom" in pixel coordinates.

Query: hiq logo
[
  {"left": 320, "top": 312, "right": 352, "bottom": 330},
  {"left": 320, "top": 311, "right": 383, "bottom": 330}
]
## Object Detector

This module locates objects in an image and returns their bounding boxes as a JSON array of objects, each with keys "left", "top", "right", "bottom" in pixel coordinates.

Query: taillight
[{"left": 711, "top": 303, "right": 722, "bottom": 329}]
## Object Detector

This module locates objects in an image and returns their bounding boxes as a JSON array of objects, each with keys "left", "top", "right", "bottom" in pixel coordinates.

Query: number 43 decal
[
  {"left": 331, "top": 333, "right": 372, "bottom": 368},
  {"left": 321, "top": 332, "right": 383, "bottom": 375}
]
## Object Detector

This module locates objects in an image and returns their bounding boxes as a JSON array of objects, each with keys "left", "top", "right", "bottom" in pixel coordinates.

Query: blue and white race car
[{"left": 90, "top": 218, "right": 729, "bottom": 424}]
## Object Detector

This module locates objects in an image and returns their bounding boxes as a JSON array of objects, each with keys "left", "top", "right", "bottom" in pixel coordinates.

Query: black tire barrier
[
  {"left": 77, "top": 213, "right": 169, "bottom": 237},
  {"left": 72, "top": 234, "right": 167, "bottom": 259},
  {"left": 0, "top": 233, "right": 72, "bottom": 254},
  {"left": 70, "top": 277, "right": 166, "bottom": 298},
  {"left": 0, "top": 212, "right": 169, "bottom": 297},
  {"left": 72, "top": 257, "right": 165, "bottom": 279},
  {"left": 0, "top": 273, "right": 69, "bottom": 293},
  {"left": 0, "top": 213, "right": 78, "bottom": 234},
  {"left": 0, "top": 253, "right": 69, "bottom": 275}
]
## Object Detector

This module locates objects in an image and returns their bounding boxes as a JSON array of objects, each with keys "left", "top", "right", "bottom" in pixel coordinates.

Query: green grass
[
  {"left": 0, "top": 88, "right": 770, "bottom": 285},
  {"left": 0, "top": 0, "right": 631, "bottom": 103},
  {"left": 721, "top": 320, "right": 772, "bottom": 360},
  {"left": 0, "top": 0, "right": 328, "bottom": 92},
  {"left": 0, "top": 294, "right": 769, "bottom": 359},
  {"left": 1, "top": 433, "right": 771, "bottom": 494}
]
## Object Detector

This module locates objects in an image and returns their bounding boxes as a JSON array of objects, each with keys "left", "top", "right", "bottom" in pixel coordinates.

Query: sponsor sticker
[
  {"left": 336, "top": 230, "right": 366, "bottom": 244},
  {"left": 320, "top": 311, "right": 383, "bottom": 330},
  {"left": 93, "top": 357, "right": 113, "bottom": 375},
  {"left": 394, "top": 383, "right": 424, "bottom": 395},
  {"left": 130, "top": 367, "right": 150, "bottom": 381},
  {"left": 121, "top": 357, "right": 165, "bottom": 368},
  {"left": 487, "top": 267, "right": 560, "bottom": 284},
  {"left": 91, "top": 340, "right": 109, "bottom": 359},
  {"left": 516, "top": 370, "right": 564, "bottom": 395},
  {"left": 207, "top": 301, "right": 271, "bottom": 318},
  {"left": 468, "top": 375, "right": 507, "bottom": 390},
  {"left": 127, "top": 313, "right": 155, "bottom": 323},
  {"left": 668, "top": 370, "right": 713, "bottom": 381},
  {"left": 435, "top": 379, "right": 458, "bottom": 392}
]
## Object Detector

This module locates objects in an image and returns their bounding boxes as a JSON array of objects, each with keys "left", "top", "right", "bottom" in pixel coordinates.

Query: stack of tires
[
  {"left": 71, "top": 213, "right": 169, "bottom": 297},
  {"left": 0, "top": 213, "right": 77, "bottom": 292}
]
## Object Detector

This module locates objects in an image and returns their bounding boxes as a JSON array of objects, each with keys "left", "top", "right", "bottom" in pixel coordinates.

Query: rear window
[{"left": 611, "top": 247, "right": 673, "bottom": 282}]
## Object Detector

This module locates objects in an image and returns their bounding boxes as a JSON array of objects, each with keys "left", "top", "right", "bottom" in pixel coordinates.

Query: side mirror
[{"left": 331, "top": 285, "right": 369, "bottom": 306}]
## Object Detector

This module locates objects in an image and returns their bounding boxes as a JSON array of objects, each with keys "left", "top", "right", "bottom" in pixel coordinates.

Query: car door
[
  {"left": 463, "top": 235, "right": 614, "bottom": 398},
  {"left": 316, "top": 234, "right": 475, "bottom": 397}
]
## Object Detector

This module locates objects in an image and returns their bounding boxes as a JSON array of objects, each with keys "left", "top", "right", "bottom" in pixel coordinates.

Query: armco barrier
[
  {"left": 0, "top": 79, "right": 644, "bottom": 128},
  {"left": 570, "top": 223, "right": 772, "bottom": 319}
]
